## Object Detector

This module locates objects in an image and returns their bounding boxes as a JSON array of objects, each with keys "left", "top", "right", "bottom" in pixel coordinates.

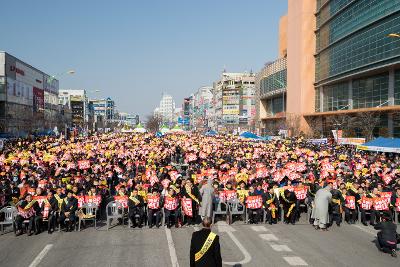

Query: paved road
[{"left": 0, "top": 217, "right": 398, "bottom": 267}]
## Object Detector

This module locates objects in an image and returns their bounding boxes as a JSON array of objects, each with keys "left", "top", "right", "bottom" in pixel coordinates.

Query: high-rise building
[
  {"left": 307, "top": 0, "right": 400, "bottom": 138},
  {"left": 256, "top": 0, "right": 316, "bottom": 136},
  {"left": 192, "top": 86, "right": 214, "bottom": 130},
  {"left": 154, "top": 94, "right": 175, "bottom": 125},
  {"left": 213, "top": 72, "right": 255, "bottom": 132},
  {"left": 0, "top": 51, "right": 60, "bottom": 134}
]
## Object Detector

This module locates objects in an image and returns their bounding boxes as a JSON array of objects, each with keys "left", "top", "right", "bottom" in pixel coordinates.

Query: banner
[
  {"left": 147, "top": 195, "right": 160, "bottom": 210},
  {"left": 85, "top": 195, "right": 102, "bottom": 206},
  {"left": 246, "top": 195, "right": 263, "bottom": 209},
  {"left": 78, "top": 160, "right": 90, "bottom": 170},
  {"left": 380, "top": 192, "right": 392, "bottom": 204},
  {"left": 76, "top": 195, "right": 85, "bottom": 208},
  {"left": 373, "top": 198, "right": 389, "bottom": 211},
  {"left": 345, "top": 196, "right": 355, "bottom": 209},
  {"left": 361, "top": 197, "right": 373, "bottom": 210},
  {"left": 164, "top": 196, "right": 178, "bottom": 210},
  {"left": 114, "top": 196, "right": 128, "bottom": 208},
  {"left": 219, "top": 190, "right": 237, "bottom": 202},
  {"left": 181, "top": 197, "right": 193, "bottom": 217},
  {"left": 294, "top": 187, "right": 307, "bottom": 200}
]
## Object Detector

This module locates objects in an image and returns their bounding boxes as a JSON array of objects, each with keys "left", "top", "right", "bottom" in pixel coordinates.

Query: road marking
[
  {"left": 250, "top": 225, "right": 268, "bottom": 232},
  {"left": 270, "top": 244, "right": 292, "bottom": 252},
  {"left": 222, "top": 230, "right": 252, "bottom": 266},
  {"left": 29, "top": 244, "right": 53, "bottom": 267},
  {"left": 259, "top": 233, "right": 279, "bottom": 241},
  {"left": 352, "top": 225, "right": 377, "bottom": 236},
  {"left": 165, "top": 227, "right": 180, "bottom": 267},
  {"left": 283, "top": 256, "right": 308, "bottom": 266},
  {"left": 217, "top": 222, "right": 236, "bottom": 232}
]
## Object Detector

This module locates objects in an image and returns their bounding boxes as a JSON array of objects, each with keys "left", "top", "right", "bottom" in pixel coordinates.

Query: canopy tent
[
  {"left": 357, "top": 137, "right": 400, "bottom": 153},
  {"left": 133, "top": 123, "right": 147, "bottom": 133},
  {"left": 170, "top": 125, "right": 184, "bottom": 133},
  {"left": 205, "top": 130, "right": 218, "bottom": 136},
  {"left": 160, "top": 125, "right": 170, "bottom": 134},
  {"left": 239, "top": 131, "right": 262, "bottom": 140}
]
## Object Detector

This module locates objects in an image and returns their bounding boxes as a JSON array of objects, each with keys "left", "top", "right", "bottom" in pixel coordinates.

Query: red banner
[
  {"left": 294, "top": 187, "right": 307, "bottom": 200},
  {"left": 219, "top": 190, "right": 237, "bottom": 202},
  {"left": 380, "top": 192, "right": 392, "bottom": 204},
  {"left": 164, "top": 196, "right": 178, "bottom": 210},
  {"left": 361, "top": 197, "right": 373, "bottom": 210},
  {"left": 147, "top": 195, "right": 160, "bottom": 210},
  {"left": 345, "top": 196, "right": 355, "bottom": 209},
  {"left": 78, "top": 160, "right": 90, "bottom": 170},
  {"left": 373, "top": 198, "right": 389, "bottom": 211},
  {"left": 114, "top": 196, "right": 128, "bottom": 208},
  {"left": 85, "top": 195, "right": 102, "bottom": 206},
  {"left": 256, "top": 167, "right": 268, "bottom": 178},
  {"left": 181, "top": 197, "right": 193, "bottom": 217},
  {"left": 246, "top": 195, "right": 263, "bottom": 209},
  {"left": 76, "top": 196, "right": 85, "bottom": 208}
]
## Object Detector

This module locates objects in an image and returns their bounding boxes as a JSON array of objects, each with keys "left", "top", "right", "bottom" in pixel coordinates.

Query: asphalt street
[{"left": 0, "top": 216, "right": 399, "bottom": 267}]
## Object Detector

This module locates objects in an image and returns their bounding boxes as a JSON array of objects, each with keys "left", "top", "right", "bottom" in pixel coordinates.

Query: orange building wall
[
  {"left": 286, "top": 0, "right": 316, "bottom": 133},
  {"left": 279, "top": 15, "right": 288, "bottom": 58}
]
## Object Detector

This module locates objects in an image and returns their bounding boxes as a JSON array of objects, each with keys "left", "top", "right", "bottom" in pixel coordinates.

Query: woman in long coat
[
  {"left": 311, "top": 184, "right": 332, "bottom": 230},
  {"left": 199, "top": 178, "right": 214, "bottom": 218}
]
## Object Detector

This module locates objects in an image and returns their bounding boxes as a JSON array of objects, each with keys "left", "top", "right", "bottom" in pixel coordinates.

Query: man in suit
[{"left": 190, "top": 217, "right": 222, "bottom": 267}]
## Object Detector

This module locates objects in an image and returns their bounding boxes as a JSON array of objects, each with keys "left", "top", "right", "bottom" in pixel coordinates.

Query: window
[
  {"left": 322, "top": 82, "right": 349, "bottom": 111},
  {"left": 353, "top": 73, "right": 389, "bottom": 109}
]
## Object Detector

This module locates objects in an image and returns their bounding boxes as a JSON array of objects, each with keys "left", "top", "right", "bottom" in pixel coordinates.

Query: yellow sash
[
  {"left": 24, "top": 200, "right": 37, "bottom": 210},
  {"left": 195, "top": 232, "right": 217, "bottom": 262},
  {"left": 129, "top": 196, "right": 140, "bottom": 205},
  {"left": 54, "top": 194, "right": 64, "bottom": 210},
  {"left": 332, "top": 198, "right": 342, "bottom": 213}
]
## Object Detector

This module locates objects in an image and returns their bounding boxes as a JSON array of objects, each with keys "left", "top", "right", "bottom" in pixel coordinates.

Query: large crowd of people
[{"left": 0, "top": 133, "right": 399, "bottom": 252}]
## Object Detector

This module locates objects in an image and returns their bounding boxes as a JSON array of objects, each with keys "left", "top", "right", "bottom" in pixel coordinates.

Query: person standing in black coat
[
  {"left": 190, "top": 217, "right": 222, "bottom": 267},
  {"left": 59, "top": 190, "right": 78, "bottom": 232},
  {"left": 374, "top": 211, "right": 398, "bottom": 258}
]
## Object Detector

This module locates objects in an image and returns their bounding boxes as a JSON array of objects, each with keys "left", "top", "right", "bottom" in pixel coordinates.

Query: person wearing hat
[
  {"left": 374, "top": 211, "right": 398, "bottom": 257},
  {"left": 329, "top": 187, "right": 345, "bottom": 227}
]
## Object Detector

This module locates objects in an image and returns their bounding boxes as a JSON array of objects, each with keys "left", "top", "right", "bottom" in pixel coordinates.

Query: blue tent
[
  {"left": 358, "top": 137, "right": 400, "bottom": 153},
  {"left": 155, "top": 132, "right": 163, "bottom": 138},
  {"left": 205, "top": 130, "right": 218, "bottom": 136},
  {"left": 239, "top": 131, "right": 261, "bottom": 139}
]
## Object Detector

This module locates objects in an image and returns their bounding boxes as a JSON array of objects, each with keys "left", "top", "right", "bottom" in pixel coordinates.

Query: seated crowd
[{"left": 0, "top": 133, "right": 399, "bottom": 236}]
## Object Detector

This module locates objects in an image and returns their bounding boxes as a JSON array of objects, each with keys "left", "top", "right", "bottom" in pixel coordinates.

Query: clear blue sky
[{"left": 1, "top": 0, "right": 287, "bottom": 118}]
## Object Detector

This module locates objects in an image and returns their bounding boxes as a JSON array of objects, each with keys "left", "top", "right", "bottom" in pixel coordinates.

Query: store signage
[{"left": 9, "top": 66, "right": 25, "bottom": 76}]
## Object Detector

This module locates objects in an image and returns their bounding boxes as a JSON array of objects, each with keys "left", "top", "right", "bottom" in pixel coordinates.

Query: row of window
[
  {"left": 316, "top": 72, "right": 397, "bottom": 112},
  {"left": 316, "top": 14, "right": 400, "bottom": 82},
  {"left": 318, "top": 0, "right": 400, "bottom": 50},
  {"left": 260, "top": 69, "right": 287, "bottom": 95}
]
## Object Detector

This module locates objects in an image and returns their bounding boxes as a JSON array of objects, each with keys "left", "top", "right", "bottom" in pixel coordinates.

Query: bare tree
[
  {"left": 286, "top": 113, "right": 302, "bottom": 137},
  {"left": 145, "top": 114, "right": 162, "bottom": 133},
  {"left": 306, "top": 116, "right": 324, "bottom": 138},
  {"left": 326, "top": 114, "right": 357, "bottom": 137},
  {"left": 354, "top": 111, "right": 381, "bottom": 141}
]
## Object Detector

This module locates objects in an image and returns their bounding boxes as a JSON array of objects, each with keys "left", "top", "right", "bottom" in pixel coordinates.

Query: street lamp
[
  {"left": 387, "top": 33, "right": 400, "bottom": 38},
  {"left": 47, "top": 70, "right": 75, "bottom": 83}
]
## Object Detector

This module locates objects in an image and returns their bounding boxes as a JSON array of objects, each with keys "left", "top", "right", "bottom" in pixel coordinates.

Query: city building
[
  {"left": 191, "top": 86, "right": 214, "bottom": 131},
  {"left": 306, "top": 0, "right": 400, "bottom": 138},
  {"left": 213, "top": 72, "right": 256, "bottom": 133},
  {"left": 154, "top": 94, "right": 176, "bottom": 126},
  {"left": 255, "top": 0, "right": 316, "bottom": 136},
  {"left": 59, "top": 89, "right": 92, "bottom": 129},
  {"left": 0, "top": 51, "right": 61, "bottom": 134},
  {"left": 90, "top": 97, "right": 115, "bottom": 122}
]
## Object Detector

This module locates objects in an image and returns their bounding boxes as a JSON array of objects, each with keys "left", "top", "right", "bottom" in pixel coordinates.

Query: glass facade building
[{"left": 314, "top": 0, "right": 400, "bottom": 137}]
